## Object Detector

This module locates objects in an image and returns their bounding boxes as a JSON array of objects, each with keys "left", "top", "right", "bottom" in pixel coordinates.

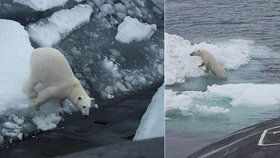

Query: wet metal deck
[{"left": 0, "top": 87, "right": 163, "bottom": 158}]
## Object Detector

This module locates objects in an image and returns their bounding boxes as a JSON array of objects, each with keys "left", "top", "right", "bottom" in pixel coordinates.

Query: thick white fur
[
  {"left": 192, "top": 49, "right": 227, "bottom": 79},
  {"left": 23, "top": 47, "right": 96, "bottom": 116}
]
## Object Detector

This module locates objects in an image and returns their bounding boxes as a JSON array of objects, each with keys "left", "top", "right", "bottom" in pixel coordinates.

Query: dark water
[
  {"left": 166, "top": 0, "right": 280, "bottom": 51},
  {"left": 166, "top": 0, "right": 280, "bottom": 157}
]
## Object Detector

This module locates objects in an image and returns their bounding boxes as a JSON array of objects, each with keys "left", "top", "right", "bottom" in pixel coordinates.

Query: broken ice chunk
[
  {"left": 115, "top": 16, "right": 157, "bottom": 44},
  {"left": 114, "top": 3, "right": 126, "bottom": 13},
  {"left": 3, "top": 122, "right": 21, "bottom": 129},
  {"left": 13, "top": 0, "right": 68, "bottom": 11},
  {"left": 100, "top": 4, "right": 114, "bottom": 15},
  {"left": 27, "top": 4, "right": 93, "bottom": 46},
  {"left": 32, "top": 113, "right": 61, "bottom": 131}
]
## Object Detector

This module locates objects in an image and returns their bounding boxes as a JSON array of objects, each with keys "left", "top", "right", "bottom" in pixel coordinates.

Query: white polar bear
[
  {"left": 23, "top": 47, "right": 98, "bottom": 117},
  {"left": 190, "top": 49, "right": 227, "bottom": 79}
]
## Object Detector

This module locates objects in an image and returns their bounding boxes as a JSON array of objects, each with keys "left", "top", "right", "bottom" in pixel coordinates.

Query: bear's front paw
[
  {"left": 30, "top": 98, "right": 39, "bottom": 111},
  {"left": 29, "top": 91, "right": 37, "bottom": 98},
  {"left": 33, "top": 105, "right": 40, "bottom": 111},
  {"left": 59, "top": 99, "right": 65, "bottom": 108}
]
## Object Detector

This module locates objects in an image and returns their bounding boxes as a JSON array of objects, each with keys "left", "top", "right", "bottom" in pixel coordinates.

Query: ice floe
[
  {"left": 166, "top": 83, "right": 280, "bottom": 117},
  {"left": 208, "top": 84, "right": 280, "bottom": 107},
  {"left": 13, "top": 0, "right": 68, "bottom": 11},
  {"left": 0, "top": 19, "right": 33, "bottom": 115},
  {"left": 27, "top": 4, "right": 93, "bottom": 46},
  {"left": 100, "top": 4, "right": 114, "bottom": 15},
  {"left": 116, "top": 16, "right": 157, "bottom": 44}
]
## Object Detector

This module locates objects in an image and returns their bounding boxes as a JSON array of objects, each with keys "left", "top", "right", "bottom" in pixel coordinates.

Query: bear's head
[
  {"left": 190, "top": 49, "right": 204, "bottom": 57},
  {"left": 76, "top": 95, "right": 98, "bottom": 117}
]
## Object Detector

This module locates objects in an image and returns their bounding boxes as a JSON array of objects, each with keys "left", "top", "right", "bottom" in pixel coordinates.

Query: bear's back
[
  {"left": 32, "top": 47, "right": 66, "bottom": 61},
  {"left": 31, "top": 47, "right": 75, "bottom": 86}
]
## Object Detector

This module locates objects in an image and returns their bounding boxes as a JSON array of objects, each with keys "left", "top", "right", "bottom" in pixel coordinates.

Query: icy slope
[
  {"left": 134, "top": 85, "right": 164, "bottom": 140},
  {"left": 0, "top": 19, "right": 33, "bottom": 114}
]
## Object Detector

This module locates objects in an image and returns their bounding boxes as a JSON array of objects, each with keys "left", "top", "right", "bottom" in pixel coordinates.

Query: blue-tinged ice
[{"left": 134, "top": 85, "right": 164, "bottom": 140}]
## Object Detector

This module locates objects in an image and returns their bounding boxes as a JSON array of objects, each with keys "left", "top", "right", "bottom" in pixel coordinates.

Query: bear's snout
[
  {"left": 83, "top": 114, "right": 89, "bottom": 117},
  {"left": 190, "top": 52, "right": 195, "bottom": 56}
]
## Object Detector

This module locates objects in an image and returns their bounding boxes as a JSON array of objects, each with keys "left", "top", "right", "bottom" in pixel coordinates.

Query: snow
[
  {"left": 3, "top": 122, "right": 21, "bottom": 129},
  {"left": 1, "top": 116, "right": 24, "bottom": 139},
  {"left": 165, "top": 33, "right": 256, "bottom": 85},
  {"left": 27, "top": 4, "right": 93, "bottom": 46},
  {"left": 0, "top": 19, "right": 69, "bottom": 142},
  {"left": 208, "top": 84, "right": 280, "bottom": 107},
  {"left": 166, "top": 84, "right": 280, "bottom": 116},
  {"left": 101, "top": 55, "right": 159, "bottom": 99},
  {"left": 134, "top": 85, "right": 164, "bottom": 140},
  {"left": 165, "top": 89, "right": 230, "bottom": 117},
  {"left": 0, "top": 19, "right": 33, "bottom": 115},
  {"left": 102, "top": 57, "right": 122, "bottom": 78},
  {"left": 115, "top": 16, "right": 157, "bottom": 44},
  {"left": 93, "top": 0, "right": 105, "bottom": 7},
  {"left": 165, "top": 89, "right": 225, "bottom": 117},
  {"left": 100, "top": 4, "right": 114, "bottom": 15},
  {"left": 114, "top": 3, "right": 126, "bottom": 13},
  {"left": 2, "top": 128, "right": 20, "bottom": 138},
  {"left": 192, "top": 104, "right": 230, "bottom": 115},
  {"left": 9, "top": 114, "right": 24, "bottom": 125},
  {"left": 13, "top": 0, "right": 68, "bottom": 11},
  {"left": 32, "top": 113, "right": 61, "bottom": 131},
  {"left": 0, "top": 0, "right": 163, "bottom": 142}
]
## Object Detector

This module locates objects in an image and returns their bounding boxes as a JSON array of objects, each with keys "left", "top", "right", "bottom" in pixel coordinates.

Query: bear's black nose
[
  {"left": 83, "top": 115, "right": 89, "bottom": 118},
  {"left": 190, "top": 52, "right": 195, "bottom": 56}
]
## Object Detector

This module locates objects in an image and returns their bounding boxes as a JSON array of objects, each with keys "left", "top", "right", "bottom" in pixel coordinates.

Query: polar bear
[
  {"left": 23, "top": 47, "right": 98, "bottom": 117},
  {"left": 190, "top": 49, "right": 227, "bottom": 79}
]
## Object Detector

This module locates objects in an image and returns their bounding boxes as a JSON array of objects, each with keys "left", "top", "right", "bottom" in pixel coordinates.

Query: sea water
[{"left": 165, "top": 0, "right": 280, "bottom": 157}]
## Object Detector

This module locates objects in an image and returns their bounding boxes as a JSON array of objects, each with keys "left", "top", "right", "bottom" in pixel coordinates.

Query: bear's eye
[
  {"left": 83, "top": 106, "right": 86, "bottom": 108},
  {"left": 78, "top": 97, "right": 82, "bottom": 100}
]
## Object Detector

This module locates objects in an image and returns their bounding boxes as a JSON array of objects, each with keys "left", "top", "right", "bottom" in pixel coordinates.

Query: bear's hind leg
[
  {"left": 59, "top": 99, "right": 65, "bottom": 107},
  {"left": 30, "top": 87, "right": 58, "bottom": 111},
  {"left": 23, "top": 78, "right": 38, "bottom": 98}
]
